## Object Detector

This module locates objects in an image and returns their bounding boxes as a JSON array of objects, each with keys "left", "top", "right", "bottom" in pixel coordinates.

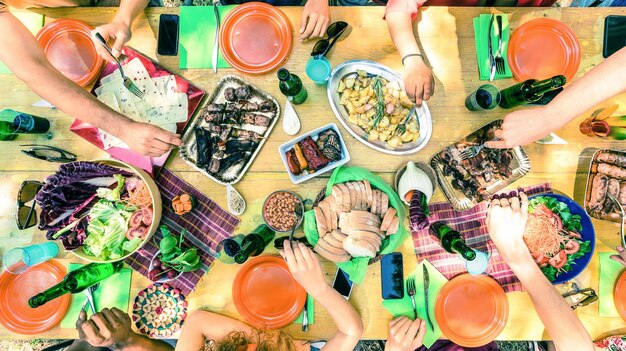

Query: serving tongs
[{"left": 606, "top": 193, "right": 626, "bottom": 248}]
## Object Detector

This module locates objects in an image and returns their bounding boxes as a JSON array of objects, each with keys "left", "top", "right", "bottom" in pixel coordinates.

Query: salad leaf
[
  {"left": 83, "top": 200, "right": 134, "bottom": 260},
  {"left": 159, "top": 226, "right": 178, "bottom": 255},
  {"left": 96, "top": 174, "right": 126, "bottom": 201}
]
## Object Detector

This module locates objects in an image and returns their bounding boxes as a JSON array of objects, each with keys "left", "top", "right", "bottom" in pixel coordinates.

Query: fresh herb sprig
[
  {"left": 371, "top": 76, "right": 385, "bottom": 128},
  {"left": 159, "top": 225, "right": 202, "bottom": 273}
]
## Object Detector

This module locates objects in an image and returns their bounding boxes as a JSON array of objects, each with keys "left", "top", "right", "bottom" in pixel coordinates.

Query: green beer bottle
[
  {"left": 429, "top": 222, "right": 476, "bottom": 261},
  {"left": 278, "top": 69, "right": 307, "bottom": 105},
  {"left": 234, "top": 225, "right": 276, "bottom": 264},
  {"left": 28, "top": 261, "right": 124, "bottom": 308},
  {"left": 215, "top": 234, "right": 245, "bottom": 264},
  {"left": 498, "top": 75, "right": 566, "bottom": 109}
]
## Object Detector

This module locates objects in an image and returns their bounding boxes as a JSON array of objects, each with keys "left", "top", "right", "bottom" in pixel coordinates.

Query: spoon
[{"left": 288, "top": 205, "right": 304, "bottom": 243}]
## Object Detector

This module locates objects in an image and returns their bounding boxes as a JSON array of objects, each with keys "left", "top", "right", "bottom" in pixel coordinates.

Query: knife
[
  {"left": 212, "top": 2, "right": 221, "bottom": 74},
  {"left": 488, "top": 14, "right": 496, "bottom": 82},
  {"left": 302, "top": 295, "right": 309, "bottom": 332},
  {"left": 423, "top": 264, "right": 434, "bottom": 331}
]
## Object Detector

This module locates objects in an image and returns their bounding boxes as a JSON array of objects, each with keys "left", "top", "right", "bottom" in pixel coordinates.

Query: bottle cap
[
  {"left": 277, "top": 68, "right": 290, "bottom": 81},
  {"left": 465, "top": 250, "right": 489, "bottom": 276}
]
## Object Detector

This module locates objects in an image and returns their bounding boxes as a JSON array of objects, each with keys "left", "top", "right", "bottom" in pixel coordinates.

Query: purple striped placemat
[
  {"left": 125, "top": 168, "right": 240, "bottom": 295},
  {"left": 413, "top": 183, "right": 552, "bottom": 293}
]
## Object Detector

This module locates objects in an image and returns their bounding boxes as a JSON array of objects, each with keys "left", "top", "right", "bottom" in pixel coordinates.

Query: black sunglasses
[
  {"left": 21, "top": 144, "right": 77, "bottom": 163},
  {"left": 562, "top": 287, "right": 598, "bottom": 310},
  {"left": 311, "top": 22, "right": 350, "bottom": 58},
  {"left": 16, "top": 180, "right": 43, "bottom": 230}
]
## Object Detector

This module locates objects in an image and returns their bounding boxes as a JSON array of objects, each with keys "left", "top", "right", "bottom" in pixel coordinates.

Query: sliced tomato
[
  {"left": 564, "top": 240, "right": 580, "bottom": 255},
  {"left": 532, "top": 252, "right": 550, "bottom": 267},
  {"left": 141, "top": 207, "right": 153, "bottom": 226},
  {"left": 549, "top": 250, "right": 568, "bottom": 269},
  {"left": 126, "top": 226, "right": 148, "bottom": 240},
  {"left": 129, "top": 210, "right": 144, "bottom": 228}
]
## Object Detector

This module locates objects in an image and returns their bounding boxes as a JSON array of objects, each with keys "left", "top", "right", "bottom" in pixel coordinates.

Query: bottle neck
[
  {"left": 251, "top": 225, "right": 275, "bottom": 246},
  {"left": 525, "top": 75, "right": 566, "bottom": 98},
  {"left": 234, "top": 234, "right": 264, "bottom": 264},
  {"left": 451, "top": 239, "right": 477, "bottom": 261},
  {"left": 28, "top": 279, "right": 75, "bottom": 308},
  {"left": 429, "top": 221, "right": 451, "bottom": 240}
]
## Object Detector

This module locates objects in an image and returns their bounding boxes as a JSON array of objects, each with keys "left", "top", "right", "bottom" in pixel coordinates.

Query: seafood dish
[
  {"left": 327, "top": 60, "right": 432, "bottom": 156},
  {"left": 585, "top": 149, "right": 626, "bottom": 221},
  {"left": 279, "top": 123, "right": 350, "bottom": 184},
  {"left": 430, "top": 120, "right": 531, "bottom": 211},
  {"left": 311, "top": 180, "right": 400, "bottom": 262},
  {"left": 180, "top": 76, "right": 279, "bottom": 185}
]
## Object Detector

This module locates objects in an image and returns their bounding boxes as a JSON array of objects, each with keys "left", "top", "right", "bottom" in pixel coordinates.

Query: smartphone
[
  {"left": 604, "top": 15, "right": 626, "bottom": 58},
  {"left": 332, "top": 268, "right": 354, "bottom": 300},
  {"left": 381, "top": 252, "right": 404, "bottom": 300},
  {"left": 157, "top": 14, "right": 179, "bottom": 56}
]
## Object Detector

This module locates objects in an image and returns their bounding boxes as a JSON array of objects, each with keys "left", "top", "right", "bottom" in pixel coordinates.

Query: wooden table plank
[{"left": 0, "top": 5, "right": 625, "bottom": 342}]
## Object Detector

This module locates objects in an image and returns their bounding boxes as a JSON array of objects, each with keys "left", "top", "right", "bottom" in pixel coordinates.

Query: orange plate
[
  {"left": 614, "top": 270, "right": 626, "bottom": 321},
  {"left": 36, "top": 19, "right": 104, "bottom": 87},
  {"left": 435, "top": 274, "right": 508, "bottom": 347},
  {"left": 507, "top": 18, "right": 580, "bottom": 82},
  {"left": 219, "top": 2, "right": 292, "bottom": 74},
  {"left": 232, "top": 255, "right": 306, "bottom": 329},
  {"left": 0, "top": 260, "right": 70, "bottom": 335}
]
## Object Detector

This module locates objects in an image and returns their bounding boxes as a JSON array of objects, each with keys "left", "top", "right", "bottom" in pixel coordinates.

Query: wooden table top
[{"left": 1, "top": 5, "right": 626, "bottom": 342}]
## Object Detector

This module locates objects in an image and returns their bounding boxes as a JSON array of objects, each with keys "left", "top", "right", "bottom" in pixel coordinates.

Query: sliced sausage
[{"left": 598, "top": 163, "right": 626, "bottom": 180}]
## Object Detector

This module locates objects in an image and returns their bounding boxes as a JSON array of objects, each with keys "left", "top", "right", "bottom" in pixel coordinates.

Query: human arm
[
  {"left": 486, "top": 192, "right": 594, "bottom": 351},
  {"left": 384, "top": 316, "right": 426, "bottom": 351},
  {"left": 175, "top": 310, "right": 254, "bottom": 351},
  {"left": 485, "top": 47, "right": 626, "bottom": 149},
  {"left": 77, "top": 308, "right": 174, "bottom": 351},
  {"left": 385, "top": 0, "right": 433, "bottom": 106},
  {"left": 92, "top": 0, "right": 149, "bottom": 62},
  {"left": 0, "top": 12, "right": 181, "bottom": 156},
  {"left": 610, "top": 246, "right": 626, "bottom": 265},
  {"left": 300, "top": 0, "right": 330, "bottom": 40},
  {"left": 281, "top": 240, "right": 363, "bottom": 351}
]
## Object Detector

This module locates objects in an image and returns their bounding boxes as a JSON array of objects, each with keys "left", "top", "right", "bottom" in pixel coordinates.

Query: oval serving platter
[{"left": 327, "top": 60, "right": 433, "bottom": 156}]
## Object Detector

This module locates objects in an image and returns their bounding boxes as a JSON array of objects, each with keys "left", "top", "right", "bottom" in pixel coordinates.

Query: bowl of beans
[{"left": 262, "top": 191, "right": 305, "bottom": 232}]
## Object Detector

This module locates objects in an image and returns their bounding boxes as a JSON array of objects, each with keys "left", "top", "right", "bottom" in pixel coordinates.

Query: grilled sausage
[
  {"left": 597, "top": 163, "right": 626, "bottom": 180},
  {"left": 595, "top": 151, "right": 626, "bottom": 167},
  {"left": 588, "top": 173, "right": 608, "bottom": 212}
]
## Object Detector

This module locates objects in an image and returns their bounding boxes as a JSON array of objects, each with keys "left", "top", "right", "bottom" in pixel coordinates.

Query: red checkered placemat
[
  {"left": 413, "top": 183, "right": 552, "bottom": 293},
  {"left": 125, "top": 168, "right": 240, "bottom": 295}
]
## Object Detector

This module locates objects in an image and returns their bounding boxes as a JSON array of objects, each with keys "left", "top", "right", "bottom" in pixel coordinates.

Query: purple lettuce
[{"left": 409, "top": 190, "right": 430, "bottom": 231}]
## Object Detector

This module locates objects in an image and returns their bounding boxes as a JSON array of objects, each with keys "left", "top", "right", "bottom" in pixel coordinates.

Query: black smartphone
[
  {"left": 604, "top": 15, "right": 626, "bottom": 58},
  {"left": 381, "top": 252, "right": 404, "bottom": 300},
  {"left": 332, "top": 268, "right": 354, "bottom": 300},
  {"left": 157, "top": 14, "right": 179, "bottom": 56}
]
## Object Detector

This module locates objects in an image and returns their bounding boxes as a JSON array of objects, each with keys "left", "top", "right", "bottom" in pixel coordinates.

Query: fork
[
  {"left": 86, "top": 283, "right": 100, "bottom": 315},
  {"left": 93, "top": 33, "right": 145, "bottom": 100},
  {"left": 395, "top": 106, "right": 416, "bottom": 136},
  {"left": 494, "top": 15, "right": 506, "bottom": 76},
  {"left": 606, "top": 193, "right": 626, "bottom": 248},
  {"left": 459, "top": 144, "right": 486, "bottom": 160},
  {"left": 406, "top": 275, "right": 417, "bottom": 320}
]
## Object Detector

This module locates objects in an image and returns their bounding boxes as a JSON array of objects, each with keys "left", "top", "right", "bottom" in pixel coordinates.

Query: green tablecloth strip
[
  {"left": 599, "top": 252, "right": 626, "bottom": 317},
  {"left": 179, "top": 6, "right": 236, "bottom": 69},
  {"left": 60, "top": 263, "right": 132, "bottom": 328},
  {"left": 473, "top": 14, "right": 512, "bottom": 81},
  {"left": 293, "top": 294, "right": 315, "bottom": 325},
  {"left": 0, "top": 11, "right": 45, "bottom": 74},
  {"left": 382, "top": 260, "right": 448, "bottom": 348}
]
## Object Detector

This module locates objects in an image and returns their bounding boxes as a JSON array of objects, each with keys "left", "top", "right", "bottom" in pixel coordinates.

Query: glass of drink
[
  {"left": 305, "top": 57, "right": 332, "bottom": 86},
  {"left": 3, "top": 242, "right": 59, "bottom": 274},
  {"left": 465, "top": 84, "right": 500, "bottom": 111},
  {"left": 0, "top": 109, "right": 51, "bottom": 141}
]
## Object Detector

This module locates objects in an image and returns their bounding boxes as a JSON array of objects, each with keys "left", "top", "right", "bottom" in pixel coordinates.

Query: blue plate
[{"left": 529, "top": 193, "right": 595, "bottom": 285}]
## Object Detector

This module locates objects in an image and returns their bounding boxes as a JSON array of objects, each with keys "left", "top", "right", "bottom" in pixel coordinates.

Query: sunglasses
[
  {"left": 16, "top": 180, "right": 43, "bottom": 230},
  {"left": 311, "top": 21, "right": 350, "bottom": 58},
  {"left": 20, "top": 144, "right": 77, "bottom": 163},
  {"left": 562, "top": 287, "right": 598, "bottom": 310}
]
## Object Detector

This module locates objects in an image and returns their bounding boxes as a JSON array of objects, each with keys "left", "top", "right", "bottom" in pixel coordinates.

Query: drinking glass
[
  {"left": 465, "top": 84, "right": 500, "bottom": 111},
  {"left": 305, "top": 57, "right": 332, "bottom": 86},
  {"left": 0, "top": 109, "right": 19, "bottom": 141},
  {"left": 3, "top": 242, "right": 59, "bottom": 274}
]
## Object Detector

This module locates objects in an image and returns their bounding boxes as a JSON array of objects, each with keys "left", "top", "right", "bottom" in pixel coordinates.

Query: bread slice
[
  {"left": 350, "top": 230, "right": 383, "bottom": 248},
  {"left": 387, "top": 216, "right": 400, "bottom": 235},
  {"left": 380, "top": 192, "right": 389, "bottom": 216},
  {"left": 348, "top": 215, "right": 381, "bottom": 228},
  {"left": 350, "top": 210, "right": 382, "bottom": 223},
  {"left": 371, "top": 189, "right": 379, "bottom": 215},
  {"left": 339, "top": 212, "right": 349, "bottom": 231},
  {"left": 323, "top": 231, "right": 344, "bottom": 249},
  {"left": 331, "top": 185, "right": 343, "bottom": 213},
  {"left": 337, "top": 183, "right": 351, "bottom": 212},
  {"left": 346, "top": 182, "right": 358, "bottom": 211},
  {"left": 349, "top": 182, "right": 361, "bottom": 210},
  {"left": 331, "top": 229, "right": 348, "bottom": 244},
  {"left": 355, "top": 182, "right": 365, "bottom": 210},
  {"left": 380, "top": 208, "right": 398, "bottom": 232},
  {"left": 323, "top": 197, "right": 338, "bottom": 230},
  {"left": 343, "top": 236, "right": 376, "bottom": 258},
  {"left": 314, "top": 244, "right": 351, "bottom": 263},
  {"left": 318, "top": 200, "right": 332, "bottom": 233},
  {"left": 314, "top": 207, "right": 328, "bottom": 237},
  {"left": 363, "top": 180, "right": 373, "bottom": 209}
]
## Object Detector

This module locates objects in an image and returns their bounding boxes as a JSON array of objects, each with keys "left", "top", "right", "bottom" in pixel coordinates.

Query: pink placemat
[
  {"left": 124, "top": 168, "right": 240, "bottom": 295},
  {"left": 413, "top": 183, "right": 552, "bottom": 293}
]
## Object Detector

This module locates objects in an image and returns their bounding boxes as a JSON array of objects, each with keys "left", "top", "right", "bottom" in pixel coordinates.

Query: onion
[{"left": 409, "top": 190, "right": 430, "bottom": 231}]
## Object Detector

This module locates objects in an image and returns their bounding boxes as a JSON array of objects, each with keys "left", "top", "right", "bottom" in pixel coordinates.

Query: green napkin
[
  {"left": 293, "top": 295, "right": 314, "bottom": 325},
  {"left": 599, "top": 252, "right": 626, "bottom": 317},
  {"left": 303, "top": 166, "right": 409, "bottom": 285},
  {"left": 473, "top": 14, "right": 513, "bottom": 81},
  {"left": 60, "top": 264, "right": 132, "bottom": 329},
  {"left": 179, "top": 6, "right": 236, "bottom": 69},
  {"left": 382, "top": 260, "right": 447, "bottom": 349},
  {"left": 0, "top": 11, "right": 44, "bottom": 74}
]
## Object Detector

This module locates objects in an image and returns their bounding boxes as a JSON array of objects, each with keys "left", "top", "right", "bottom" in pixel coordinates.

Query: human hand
[
  {"left": 92, "top": 21, "right": 132, "bottom": 63},
  {"left": 117, "top": 121, "right": 182, "bottom": 157},
  {"left": 300, "top": 0, "right": 330, "bottom": 40},
  {"left": 486, "top": 191, "right": 530, "bottom": 263},
  {"left": 280, "top": 240, "right": 327, "bottom": 296},
  {"left": 384, "top": 316, "right": 426, "bottom": 351},
  {"left": 484, "top": 107, "right": 561, "bottom": 149},
  {"left": 77, "top": 307, "right": 134, "bottom": 348},
  {"left": 402, "top": 57, "right": 434, "bottom": 107},
  {"left": 611, "top": 246, "right": 626, "bottom": 266}
]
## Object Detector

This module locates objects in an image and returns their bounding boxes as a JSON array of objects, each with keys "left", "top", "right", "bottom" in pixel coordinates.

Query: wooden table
[{"left": 1, "top": 5, "right": 626, "bottom": 342}]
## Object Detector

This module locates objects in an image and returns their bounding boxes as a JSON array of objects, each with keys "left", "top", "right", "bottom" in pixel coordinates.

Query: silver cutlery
[
  {"left": 289, "top": 205, "right": 303, "bottom": 243},
  {"left": 606, "top": 193, "right": 626, "bottom": 248},
  {"left": 494, "top": 15, "right": 506, "bottom": 76},
  {"left": 212, "top": 2, "right": 221, "bottom": 74},
  {"left": 488, "top": 14, "right": 496, "bottom": 82},
  {"left": 302, "top": 295, "right": 309, "bottom": 332},
  {"left": 422, "top": 265, "right": 434, "bottom": 331},
  {"left": 85, "top": 283, "right": 100, "bottom": 315},
  {"left": 395, "top": 106, "right": 416, "bottom": 136},
  {"left": 94, "top": 33, "right": 144, "bottom": 99},
  {"left": 406, "top": 275, "right": 417, "bottom": 320},
  {"left": 459, "top": 143, "right": 486, "bottom": 160}
]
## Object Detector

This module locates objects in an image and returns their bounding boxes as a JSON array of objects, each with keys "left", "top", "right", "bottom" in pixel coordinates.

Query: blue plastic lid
[{"left": 465, "top": 250, "right": 489, "bottom": 276}]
